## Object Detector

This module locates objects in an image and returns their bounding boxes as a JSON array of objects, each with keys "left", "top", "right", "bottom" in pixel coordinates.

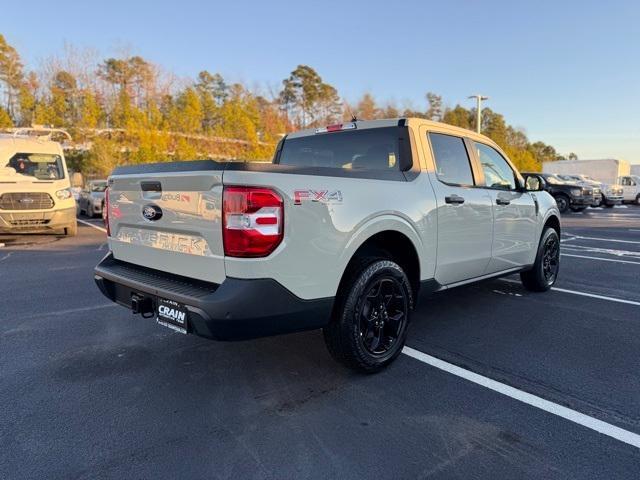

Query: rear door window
[
  {"left": 428, "top": 133, "right": 475, "bottom": 186},
  {"left": 277, "top": 127, "right": 409, "bottom": 171}
]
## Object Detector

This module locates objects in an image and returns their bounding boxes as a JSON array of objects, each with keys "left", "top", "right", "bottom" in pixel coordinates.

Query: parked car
[
  {"left": 522, "top": 172, "right": 593, "bottom": 213},
  {"left": 619, "top": 175, "right": 640, "bottom": 205},
  {"left": 95, "top": 118, "right": 561, "bottom": 372},
  {"left": 0, "top": 128, "right": 77, "bottom": 235},
  {"left": 77, "top": 180, "right": 107, "bottom": 217},
  {"left": 542, "top": 158, "right": 629, "bottom": 186},
  {"left": 557, "top": 174, "right": 602, "bottom": 206},
  {"left": 558, "top": 174, "right": 623, "bottom": 208}
]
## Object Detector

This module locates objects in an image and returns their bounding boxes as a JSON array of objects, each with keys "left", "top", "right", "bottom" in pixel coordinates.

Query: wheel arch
[
  {"left": 543, "top": 213, "right": 561, "bottom": 236},
  {"left": 337, "top": 228, "right": 422, "bottom": 302}
]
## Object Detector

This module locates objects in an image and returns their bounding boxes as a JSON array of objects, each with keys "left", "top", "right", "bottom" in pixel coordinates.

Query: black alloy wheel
[
  {"left": 520, "top": 227, "right": 560, "bottom": 292},
  {"left": 323, "top": 259, "right": 413, "bottom": 372},
  {"left": 358, "top": 277, "right": 408, "bottom": 356}
]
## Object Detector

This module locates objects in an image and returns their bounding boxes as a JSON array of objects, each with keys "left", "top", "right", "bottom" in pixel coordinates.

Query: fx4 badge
[{"left": 294, "top": 190, "right": 343, "bottom": 205}]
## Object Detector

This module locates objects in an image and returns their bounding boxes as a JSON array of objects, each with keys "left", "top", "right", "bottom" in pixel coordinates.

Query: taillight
[
  {"left": 223, "top": 186, "right": 283, "bottom": 257},
  {"left": 104, "top": 186, "right": 111, "bottom": 237}
]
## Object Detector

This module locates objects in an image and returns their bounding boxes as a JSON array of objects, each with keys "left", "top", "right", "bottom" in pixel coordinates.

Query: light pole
[{"left": 468, "top": 94, "right": 489, "bottom": 134}]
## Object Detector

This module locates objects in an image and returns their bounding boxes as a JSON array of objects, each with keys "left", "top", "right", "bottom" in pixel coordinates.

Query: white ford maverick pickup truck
[{"left": 95, "top": 118, "right": 560, "bottom": 372}]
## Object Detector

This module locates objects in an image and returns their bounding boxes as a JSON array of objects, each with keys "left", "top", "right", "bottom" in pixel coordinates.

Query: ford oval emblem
[{"left": 142, "top": 204, "right": 162, "bottom": 221}]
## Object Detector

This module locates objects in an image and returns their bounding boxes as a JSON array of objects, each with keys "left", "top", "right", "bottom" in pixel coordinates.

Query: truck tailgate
[{"left": 107, "top": 164, "right": 225, "bottom": 284}]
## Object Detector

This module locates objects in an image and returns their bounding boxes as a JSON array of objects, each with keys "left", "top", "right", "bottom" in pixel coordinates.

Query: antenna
[{"left": 343, "top": 103, "right": 358, "bottom": 123}]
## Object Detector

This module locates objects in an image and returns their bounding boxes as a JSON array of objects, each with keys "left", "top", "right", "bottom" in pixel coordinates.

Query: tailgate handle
[{"left": 141, "top": 181, "right": 162, "bottom": 192}]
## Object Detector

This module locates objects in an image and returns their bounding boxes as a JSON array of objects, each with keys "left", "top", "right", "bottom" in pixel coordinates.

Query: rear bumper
[
  {"left": 0, "top": 207, "right": 76, "bottom": 232},
  {"left": 94, "top": 253, "right": 333, "bottom": 341}
]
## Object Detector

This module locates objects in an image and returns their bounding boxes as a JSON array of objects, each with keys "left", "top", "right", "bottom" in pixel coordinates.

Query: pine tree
[{"left": 0, "top": 34, "right": 24, "bottom": 121}]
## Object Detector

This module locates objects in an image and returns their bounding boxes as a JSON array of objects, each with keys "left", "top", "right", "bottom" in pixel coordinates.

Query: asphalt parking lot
[{"left": 1, "top": 207, "right": 639, "bottom": 479}]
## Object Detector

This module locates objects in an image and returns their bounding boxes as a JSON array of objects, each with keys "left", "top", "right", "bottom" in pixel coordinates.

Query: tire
[
  {"left": 64, "top": 222, "right": 78, "bottom": 236},
  {"left": 520, "top": 227, "right": 560, "bottom": 292},
  {"left": 554, "top": 195, "right": 569, "bottom": 213},
  {"left": 323, "top": 259, "right": 413, "bottom": 373},
  {"left": 635, "top": 195, "right": 640, "bottom": 206}
]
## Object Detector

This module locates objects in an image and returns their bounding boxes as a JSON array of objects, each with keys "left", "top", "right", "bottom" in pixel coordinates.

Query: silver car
[{"left": 77, "top": 180, "right": 107, "bottom": 218}]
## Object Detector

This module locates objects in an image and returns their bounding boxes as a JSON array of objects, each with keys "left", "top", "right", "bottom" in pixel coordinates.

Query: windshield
[
  {"left": 6, "top": 153, "right": 65, "bottom": 180},
  {"left": 90, "top": 182, "right": 107, "bottom": 192},
  {"left": 545, "top": 174, "right": 565, "bottom": 185},
  {"left": 558, "top": 175, "right": 576, "bottom": 181}
]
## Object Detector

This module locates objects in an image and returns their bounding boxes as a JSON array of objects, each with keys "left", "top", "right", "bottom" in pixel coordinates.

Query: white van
[
  {"left": 0, "top": 128, "right": 77, "bottom": 235},
  {"left": 619, "top": 175, "right": 640, "bottom": 205}
]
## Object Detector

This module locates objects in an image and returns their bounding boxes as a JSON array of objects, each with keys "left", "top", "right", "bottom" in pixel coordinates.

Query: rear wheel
[
  {"left": 520, "top": 227, "right": 560, "bottom": 292},
  {"left": 635, "top": 195, "right": 640, "bottom": 206},
  {"left": 323, "top": 259, "right": 412, "bottom": 373},
  {"left": 554, "top": 195, "right": 569, "bottom": 213}
]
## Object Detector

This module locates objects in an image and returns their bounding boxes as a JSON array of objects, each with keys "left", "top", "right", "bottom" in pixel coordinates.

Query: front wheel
[
  {"left": 520, "top": 227, "right": 560, "bottom": 292},
  {"left": 64, "top": 222, "right": 78, "bottom": 236},
  {"left": 323, "top": 259, "right": 413, "bottom": 373},
  {"left": 554, "top": 195, "right": 569, "bottom": 213}
]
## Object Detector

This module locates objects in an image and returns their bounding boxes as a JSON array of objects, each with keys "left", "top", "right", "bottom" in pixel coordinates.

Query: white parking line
[
  {"left": 499, "top": 278, "right": 640, "bottom": 306},
  {"left": 562, "top": 235, "right": 640, "bottom": 245},
  {"left": 402, "top": 347, "right": 640, "bottom": 449},
  {"left": 561, "top": 253, "right": 640, "bottom": 266},
  {"left": 78, "top": 219, "right": 107, "bottom": 233}
]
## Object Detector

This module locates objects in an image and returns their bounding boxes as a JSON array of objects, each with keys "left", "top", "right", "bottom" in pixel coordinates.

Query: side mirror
[{"left": 525, "top": 176, "right": 543, "bottom": 191}]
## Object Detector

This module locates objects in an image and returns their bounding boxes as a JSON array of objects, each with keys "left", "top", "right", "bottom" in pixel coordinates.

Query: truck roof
[{"left": 287, "top": 117, "right": 501, "bottom": 146}]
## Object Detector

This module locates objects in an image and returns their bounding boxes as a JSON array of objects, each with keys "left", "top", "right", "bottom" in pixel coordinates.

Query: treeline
[{"left": 0, "top": 34, "right": 572, "bottom": 176}]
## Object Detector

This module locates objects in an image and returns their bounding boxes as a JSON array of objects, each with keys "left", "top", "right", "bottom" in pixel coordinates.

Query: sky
[{"left": 3, "top": 0, "right": 639, "bottom": 163}]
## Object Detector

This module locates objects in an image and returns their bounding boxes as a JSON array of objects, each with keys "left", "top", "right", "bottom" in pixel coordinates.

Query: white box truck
[{"left": 542, "top": 158, "right": 630, "bottom": 186}]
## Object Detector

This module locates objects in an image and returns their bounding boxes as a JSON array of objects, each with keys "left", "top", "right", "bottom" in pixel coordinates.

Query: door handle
[
  {"left": 445, "top": 195, "right": 465, "bottom": 205},
  {"left": 496, "top": 198, "right": 511, "bottom": 206}
]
